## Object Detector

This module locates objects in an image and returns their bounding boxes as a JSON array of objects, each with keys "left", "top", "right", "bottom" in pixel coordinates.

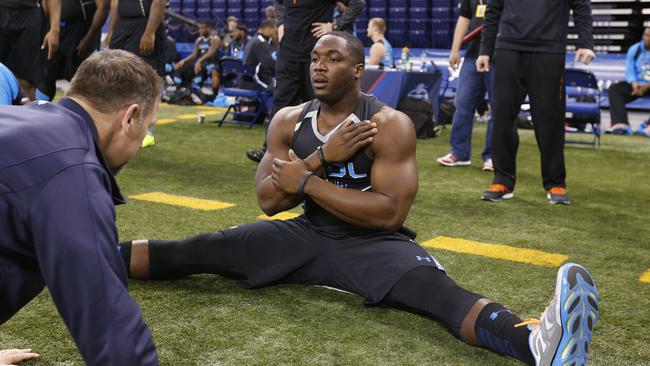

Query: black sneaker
[
  {"left": 547, "top": 187, "right": 571, "bottom": 205},
  {"left": 480, "top": 184, "right": 514, "bottom": 202},
  {"left": 246, "top": 148, "right": 265, "bottom": 163}
]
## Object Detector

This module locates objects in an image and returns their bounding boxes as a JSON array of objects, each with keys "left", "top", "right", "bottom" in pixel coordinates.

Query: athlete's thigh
[
  {"left": 327, "top": 230, "right": 444, "bottom": 304},
  {"left": 222, "top": 216, "right": 326, "bottom": 288}
]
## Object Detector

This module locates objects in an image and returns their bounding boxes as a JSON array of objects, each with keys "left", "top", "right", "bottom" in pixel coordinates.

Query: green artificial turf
[{"left": 1, "top": 103, "right": 649, "bottom": 365}]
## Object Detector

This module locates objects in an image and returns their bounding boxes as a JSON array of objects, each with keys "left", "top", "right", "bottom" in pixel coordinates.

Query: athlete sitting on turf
[{"left": 119, "top": 32, "right": 599, "bottom": 365}]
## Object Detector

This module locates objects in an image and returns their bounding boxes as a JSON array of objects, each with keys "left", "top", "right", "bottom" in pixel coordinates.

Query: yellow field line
[
  {"left": 175, "top": 113, "right": 202, "bottom": 120},
  {"left": 257, "top": 212, "right": 300, "bottom": 221},
  {"left": 130, "top": 192, "right": 235, "bottom": 211},
  {"left": 420, "top": 236, "right": 568, "bottom": 267},
  {"left": 156, "top": 118, "right": 177, "bottom": 125},
  {"left": 640, "top": 269, "right": 650, "bottom": 283}
]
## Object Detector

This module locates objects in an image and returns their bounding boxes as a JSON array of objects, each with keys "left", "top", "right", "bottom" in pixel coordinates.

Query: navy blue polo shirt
[{"left": 0, "top": 98, "right": 158, "bottom": 365}]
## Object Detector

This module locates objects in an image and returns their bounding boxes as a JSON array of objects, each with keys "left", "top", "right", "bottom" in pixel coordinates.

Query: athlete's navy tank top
[{"left": 292, "top": 93, "right": 386, "bottom": 227}]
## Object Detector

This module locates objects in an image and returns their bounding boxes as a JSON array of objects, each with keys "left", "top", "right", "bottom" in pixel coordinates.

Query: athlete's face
[
  {"left": 104, "top": 102, "right": 158, "bottom": 175},
  {"left": 310, "top": 35, "right": 363, "bottom": 103},
  {"left": 644, "top": 28, "right": 650, "bottom": 50},
  {"left": 198, "top": 24, "right": 211, "bottom": 37}
]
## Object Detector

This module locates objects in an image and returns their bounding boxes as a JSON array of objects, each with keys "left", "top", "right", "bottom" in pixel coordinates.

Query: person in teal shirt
[
  {"left": 0, "top": 62, "right": 21, "bottom": 105},
  {"left": 607, "top": 27, "right": 650, "bottom": 135}
]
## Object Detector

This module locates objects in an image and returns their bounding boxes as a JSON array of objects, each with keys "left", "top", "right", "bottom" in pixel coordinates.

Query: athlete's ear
[{"left": 354, "top": 63, "right": 364, "bottom": 80}]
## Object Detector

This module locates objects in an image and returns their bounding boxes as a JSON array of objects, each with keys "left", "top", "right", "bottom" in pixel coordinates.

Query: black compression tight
[{"left": 147, "top": 232, "right": 245, "bottom": 280}]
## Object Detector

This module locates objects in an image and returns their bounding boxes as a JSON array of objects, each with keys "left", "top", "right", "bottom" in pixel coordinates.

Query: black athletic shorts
[
  {"left": 0, "top": 6, "right": 45, "bottom": 83},
  {"left": 109, "top": 17, "right": 166, "bottom": 76},
  {"left": 223, "top": 216, "right": 445, "bottom": 304}
]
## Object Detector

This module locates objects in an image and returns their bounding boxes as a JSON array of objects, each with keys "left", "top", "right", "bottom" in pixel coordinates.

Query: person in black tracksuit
[
  {"left": 37, "top": 0, "right": 109, "bottom": 100},
  {"left": 245, "top": 0, "right": 365, "bottom": 162},
  {"left": 0, "top": 0, "right": 60, "bottom": 100},
  {"left": 241, "top": 19, "right": 277, "bottom": 91},
  {"left": 477, "top": 0, "right": 595, "bottom": 204},
  {"left": 106, "top": 0, "right": 166, "bottom": 76}
]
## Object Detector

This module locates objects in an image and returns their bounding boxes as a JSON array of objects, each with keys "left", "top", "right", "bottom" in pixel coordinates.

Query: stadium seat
[
  {"left": 368, "top": 7, "right": 386, "bottom": 18},
  {"left": 431, "top": 6, "right": 452, "bottom": 19},
  {"left": 408, "top": 30, "right": 428, "bottom": 48},
  {"left": 211, "top": 8, "right": 226, "bottom": 20},
  {"left": 181, "top": 7, "right": 196, "bottom": 18},
  {"left": 218, "top": 57, "right": 273, "bottom": 129},
  {"left": 244, "top": 0, "right": 259, "bottom": 7},
  {"left": 564, "top": 68, "right": 602, "bottom": 148},
  {"left": 410, "top": 19, "right": 429, "bottom": 32},
  {"left": 390, "top": 7, "right": 407, "bottom": 19},
  {"left": 196, "top": 8, "right": 211, "bottom": 21},
  {"left": 260, "top": 0, "right": 272, "bottom": 7},
  {"left": 244, "top": 7, "right": 260, "bottom": 20},
  {"left": 227, "top": 7, "right": 243, "bottom": 18},
  {"left": 389, "top": 0, "right": 407, "bottom": 7},
  {"left": 388, "top": 29, "right": 407, "bottom": 48},
  {"left": 410, "top": 0, "right": 431, "bottom": 7},
  {"left": 409, "top": 7, "right": 429, "bottom": 19}
]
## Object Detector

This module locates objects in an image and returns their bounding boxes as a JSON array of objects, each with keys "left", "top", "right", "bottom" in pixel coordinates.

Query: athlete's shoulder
[
  {"left": 371, "top": 105, "right": 413, "bottom": 131},
  {"left": 267, "top": 102, "right": 312, "bottom": 138}
]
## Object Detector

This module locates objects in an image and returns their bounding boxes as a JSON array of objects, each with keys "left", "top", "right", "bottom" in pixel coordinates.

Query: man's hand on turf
[
  {"left": 271, "top": 150, "right": 309, "bottom": 194},
  {"left": 0, "top": 348, "right": 40, "bottom": 365},
  {"left": 321, "top": 120, "right": 377, "bottom": 163},
  {"left": 140, "top": 32, "right": 155, "bottom": 56}
]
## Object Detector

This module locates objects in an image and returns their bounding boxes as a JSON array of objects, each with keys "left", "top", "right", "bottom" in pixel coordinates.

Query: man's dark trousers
[
  {"left": 608, "top": 81, "right": 650, "bottom": 126},
  {"left": 491, "top": 49, "right": 567, "bottom": 191}
]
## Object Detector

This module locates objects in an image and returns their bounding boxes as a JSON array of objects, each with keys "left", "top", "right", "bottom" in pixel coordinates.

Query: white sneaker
[
  {"left": 518, "top": 263, "right": 599, "bottom": 366},
  {"left": 482, "top": 159, "right": 494, "bottom": 171},
  {"left": 437, "top": 153, "right": 471, "bottom": 167}
]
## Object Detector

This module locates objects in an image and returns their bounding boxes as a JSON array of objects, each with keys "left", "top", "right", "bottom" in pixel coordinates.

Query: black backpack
[{"left": 398, "top": 96, "right": 438, "bottom": 139}]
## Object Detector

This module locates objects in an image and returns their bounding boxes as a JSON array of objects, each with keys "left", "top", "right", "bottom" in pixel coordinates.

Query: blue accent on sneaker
[
  {"left": 553, "top": 263, "right": 599, "bottom": 366},
  {"left": 637, "top": 120, "right": 650, "bottom": 137}
]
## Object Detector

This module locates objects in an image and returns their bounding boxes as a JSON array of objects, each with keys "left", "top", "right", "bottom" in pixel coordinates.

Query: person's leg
[
  {"left": 448, "top": 57, "right": 484, "bottom": 161},
  {"left": 525, "top": 52, "right": 566, "bottom": 191},
  {"left": 382, "top": 267, "right": 535, "bottom": 365},
  {"left": 272, "top": 57, "right": 305, "bottom": 117},
  {"left": 118, "top": 218, "right": 322, "bottom": 288},
  {"left": 490, "top": 50, "right": 527, "bottom": 191},
  {"left": 481, "top": 68, "right": 495, "bottom": 162},
  {"left": 607, "top": 81, "right": 636, "bottom": 126}
]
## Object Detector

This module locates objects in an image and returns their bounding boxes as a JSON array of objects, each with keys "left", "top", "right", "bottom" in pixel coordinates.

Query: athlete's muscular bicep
[
  {"left": 255, "top": 106, "right": 303, "bottom": 215},
  {"left": 368, "top": 109, "right": 418, "bottom": 227}
]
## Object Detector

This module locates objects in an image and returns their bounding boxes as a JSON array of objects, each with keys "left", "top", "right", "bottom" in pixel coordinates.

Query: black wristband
[
  {"left": 316, "top": 145, "right": 328, "bottom": 167},
  {"left": 297, "top": 171, "right": 315, "bottom": 201}
]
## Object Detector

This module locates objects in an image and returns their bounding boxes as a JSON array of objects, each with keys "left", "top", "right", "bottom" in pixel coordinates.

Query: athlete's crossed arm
[
  {"left": 256, "top": 105, "right": 378, "bottom": 216},
  {"left": 259, "top": 107, "right": 417, "bottom": 232}
]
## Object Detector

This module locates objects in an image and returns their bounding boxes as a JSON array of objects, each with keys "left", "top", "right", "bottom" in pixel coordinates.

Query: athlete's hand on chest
[
  {"left": 321, "top": 120, "right": 377, "bottom": 163},
  {"left": 271, "top": 150, "right": 310, "bottom": 194}
]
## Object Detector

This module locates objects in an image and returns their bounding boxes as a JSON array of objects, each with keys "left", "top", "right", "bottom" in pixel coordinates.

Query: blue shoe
[
  {"left": 636, "top": 121, "right": 650, "bottom": 137},
  {"left": 520, "top": 263, "right": 599, "bottom": 366}
]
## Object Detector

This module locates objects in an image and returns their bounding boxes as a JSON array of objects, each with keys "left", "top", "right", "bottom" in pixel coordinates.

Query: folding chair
[
  {"left": 218, "top": 57, "right": 273, "bottom": 129},
  {"left": 565, "top": 68, "right": 602, "bottom": 148}
]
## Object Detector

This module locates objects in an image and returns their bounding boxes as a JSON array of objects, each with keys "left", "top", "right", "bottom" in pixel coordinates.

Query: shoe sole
[
  {"left": 482, "top": 166, "right": 494, "bottom": 172},
  {"left": 437, "top": 159, "right": 471, "bottom": 167},
  {"left": 549, "top": 263, "right": 599, "bottom": 366},
  {"left": 480, "top": 192, "right": 513, "bottom": 202},
  {"left": 547, "top": 193, "right": 572, "bottom": 205}
]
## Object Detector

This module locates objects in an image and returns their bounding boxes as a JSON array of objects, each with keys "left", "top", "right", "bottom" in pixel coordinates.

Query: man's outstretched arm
[{"left": 271, "top": 108, "right": 416, "bottom": 232}]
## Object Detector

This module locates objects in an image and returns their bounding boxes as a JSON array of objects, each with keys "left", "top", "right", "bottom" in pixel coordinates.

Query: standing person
[
  {"left": 241, "top": 19, "right": 277, "bottom": 90},
  {"left": 437, "top": 0, "right": 494, "bottom": 171},
  {"left": 0, "top": 49, "right": 161, "bottom": 365},
  {"left": 366, "top": 17, "right": 392, "bottom": 67},
  {"left": 0, "top": 0, "right": 61, "bottom": 100},
  {"left": 105, "top": 0, "right": 165, "bottom": 148},
  {"left": 174, "top": 20, "right": 221, "bottom": 93},
  {"left": 120, "top": 33, "right": 600, "bottom": 366},
  {"left": 245, "top": 0, "right": 365, "bottom": 163},
  {"left": 37, "top": 0, "right": 109, "bottom": 100},
  {"left": 606, "top": 27, "right": 650, "bottom": 135},
  {"left": 477, "top": 0, "right": 595, "bottom": 204}
]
